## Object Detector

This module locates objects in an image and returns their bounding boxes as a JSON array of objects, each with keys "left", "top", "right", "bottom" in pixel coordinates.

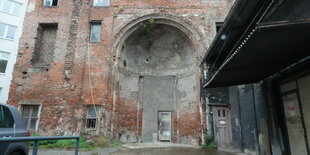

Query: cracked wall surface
[{"left": 8, "top": 0, "right": 235, "bottom": 144}]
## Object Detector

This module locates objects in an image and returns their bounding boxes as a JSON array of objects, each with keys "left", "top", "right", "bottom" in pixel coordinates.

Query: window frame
[
  {"left": 43, "top": 0, "right": 59, "bottom": 7},
  {"left": 85, "top": 105, "right": 101, "bottom": 130},
  {"left": 19, "top": 104, "right": 41, "bottom": 132},
  {"left": 0, "top": 0, "right": 22, "bottom": 16},
  {"left": 0, "top": 51, "right": 10, "bottom": 74},
  {"left": 0, "top": 23, "right": 17, "bottom": 40},
  {"left": 89, "top": 22, "right": 102, "bottom": 43},
  {"left": 93, "top": 0, "right": 109, "bottom": 7}
]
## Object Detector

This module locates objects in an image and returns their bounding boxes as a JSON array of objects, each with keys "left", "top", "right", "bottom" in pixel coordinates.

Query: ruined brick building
[{"left": 7, "top": 0, "right": 234, "bottom": 144}]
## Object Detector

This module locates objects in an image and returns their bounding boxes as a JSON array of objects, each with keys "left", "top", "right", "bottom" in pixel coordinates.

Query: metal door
[
  {"left": 158, "top": 112, "right": 172, "bottom": 142},
  {"left": 212, "top": 106, "right": 232, "bottom": 149},
  {"left": 282, "top": 92, "right": 308, "bottom": 155}
]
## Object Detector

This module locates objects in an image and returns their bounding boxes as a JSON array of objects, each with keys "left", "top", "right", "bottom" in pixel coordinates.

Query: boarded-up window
[
  {"left": 21, "top": 105, "right": 40, "bottom": 131},
  {"left": 32, "top": 23, "right": 57, "bottom": 67},
  {"left": 86, "top": 106, "right": 100, "bottom": 129}
]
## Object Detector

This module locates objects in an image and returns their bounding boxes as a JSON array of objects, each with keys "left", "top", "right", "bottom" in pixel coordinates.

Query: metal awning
[
  {"left": 202, "top": 0, "right": 310, "bottom": 88},
  {"left": 206, "top": 21, "right": 310, "bottom": 87}
]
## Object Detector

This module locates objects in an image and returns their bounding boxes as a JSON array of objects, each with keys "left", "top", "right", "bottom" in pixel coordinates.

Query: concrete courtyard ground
[{"left": 31, "top": 143, "right": 238, "bottom": 155}]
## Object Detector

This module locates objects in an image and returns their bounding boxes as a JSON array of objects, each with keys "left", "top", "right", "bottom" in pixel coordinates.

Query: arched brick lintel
[{"left": 113, "top": 13, "right": 205, "bottom": 63}]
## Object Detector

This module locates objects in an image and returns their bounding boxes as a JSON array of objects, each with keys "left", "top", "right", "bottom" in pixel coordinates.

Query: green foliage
[
  {"left": 139, "top": 19, "right": 156, "bottom": 36},
  {"left": 148, "top": 18, "right": 155, "bottom": 24},
  {"left": 31, "top": 133, "right": 41, "bottom": 137},
  {"left": 28, "top": 133, "right": 122, "bottom": 150},
  {"left": 201, "top": 134, "right": 217, "bottom": 150},
  {"left": 94, "top": 136, "right": 110, "bottom": 147},
  {"left": 93, "top": 136, "right": 123, "bottom": 147},
  {"left": 204, "top": 134, "right": 212, "bottom": 144},
  {"left": 29, "top": 133, "right": 56, "bottom": 147},
  {"left": 29, "top": 134, "right": 96, "bottom": 150},
  {"left": 142, "top": 24, "right": 153, "bottom": 35},
  {"left": 118, "top": 6, "right": 125, "bottom": 13},
  {"left": 201, "top": 143, "right": 217, "bottom": 150},
  {"left": 109, "top": 139, "right": 122, "bottom": 147}
]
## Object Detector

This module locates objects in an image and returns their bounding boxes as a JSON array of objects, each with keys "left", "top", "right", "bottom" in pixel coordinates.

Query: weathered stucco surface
[{"left": 8, "top": 0, "right": 234, "bottom": 144}]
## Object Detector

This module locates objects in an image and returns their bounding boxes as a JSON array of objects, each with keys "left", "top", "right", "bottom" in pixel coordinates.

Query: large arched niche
[
  {"left": 113, "top": 14, "right": 204, "bottom": 76},
  {"left": 120, "top": 23, "right": 195, "bottom": 75},
  {"left": 111, "top": 15, "right": 204, "bottom": 143}
]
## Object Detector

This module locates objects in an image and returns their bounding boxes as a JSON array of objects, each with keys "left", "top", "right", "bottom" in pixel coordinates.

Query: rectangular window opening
[
  {"left": 86, "top": 105, "right": 100, "bottom": 129},
  {"left": 0, "top": 23, "right": 17, "bottom": 40},
  {"left": 32, "top": 23, "right": 58, "bottom": 67},
  {"left": 11, "top": 2, "right": 22, "bottom": 15},
  {"left": 43, "top": 0, "right": 58, "bottom": 6},
  {"left": 90, "top": 23, "right": 101, "bottom": 43},
  {"left": 0, "top": 0, "right": 22, "bottom": 16},
  {"left": 20, "top": 104, "right": 40, "bottom": 131},
  {"left": 93, "top": 0, "right": 109, "bottom": 7}
]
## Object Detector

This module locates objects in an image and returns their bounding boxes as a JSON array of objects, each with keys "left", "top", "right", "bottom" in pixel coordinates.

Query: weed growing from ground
[{"left": 201, "top": 134, "right": 217, "bottom": 150}]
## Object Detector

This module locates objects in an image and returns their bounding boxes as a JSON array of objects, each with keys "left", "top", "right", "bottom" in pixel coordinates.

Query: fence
[{"left": 0, "top": 136, "right": 80, "bottom": 155}]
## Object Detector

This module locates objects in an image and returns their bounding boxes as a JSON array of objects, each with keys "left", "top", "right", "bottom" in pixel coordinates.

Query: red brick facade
[{"left": 8, "top": 0, "right": 233, "bottom": 144}]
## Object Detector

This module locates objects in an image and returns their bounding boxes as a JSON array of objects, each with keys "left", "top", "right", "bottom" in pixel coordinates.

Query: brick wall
[{"left": 8, "top": 0, "right": 234, "bottom": 144}]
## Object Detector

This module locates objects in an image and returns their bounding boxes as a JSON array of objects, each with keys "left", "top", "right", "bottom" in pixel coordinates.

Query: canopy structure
[{"left": 202, "top": 0, "right": 310, "bottom": 88}]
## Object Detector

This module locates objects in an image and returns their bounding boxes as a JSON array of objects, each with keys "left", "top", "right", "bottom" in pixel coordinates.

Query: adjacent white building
[{"left": 0, "top": 0, "right": 28, "bottom": 103}]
